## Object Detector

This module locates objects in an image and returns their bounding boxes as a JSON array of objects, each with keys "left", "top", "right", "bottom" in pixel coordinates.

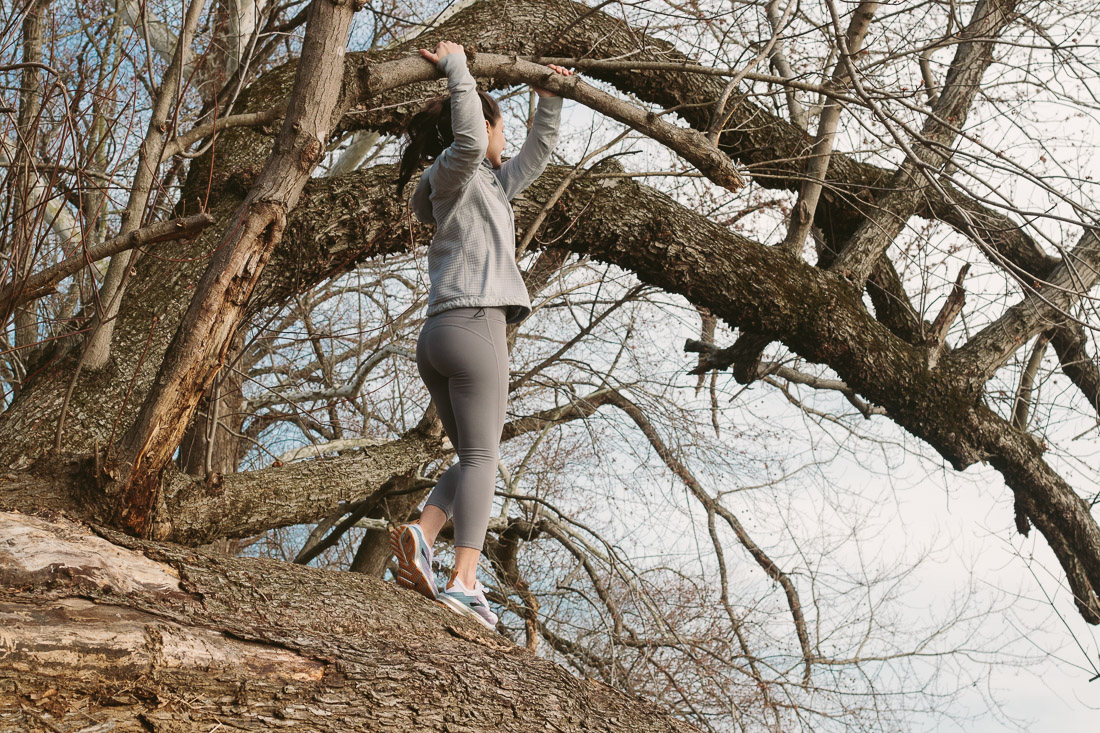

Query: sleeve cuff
[
  {"left": 536, "top": 94, "right": 565, "bottom": 111},
  {"left": 436, "top": 51, "right": 468, "bottom": 76}
]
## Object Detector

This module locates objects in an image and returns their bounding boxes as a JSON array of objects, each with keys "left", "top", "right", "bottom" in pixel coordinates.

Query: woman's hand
[
  {"left": 418, "top": 40, "right": 464, "bottom": 65},
  {"left": 533, "top": 64, "right": 574, "bottom": 98},
  {"left": 418, "top": 44, "right": 572, "bottom": 96}
]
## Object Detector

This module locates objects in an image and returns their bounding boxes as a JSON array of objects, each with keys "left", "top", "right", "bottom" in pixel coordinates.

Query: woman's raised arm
[
  {"left": 426, "top": 48, "right": 489, "bottom": 196},
  {"left": 496, "top": 94, "right": 564, "bottom": 200}
]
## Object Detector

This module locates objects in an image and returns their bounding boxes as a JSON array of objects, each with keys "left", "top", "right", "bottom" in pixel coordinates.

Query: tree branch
[
  {"left": 603, "top": 388, "right": 815, "bottom": 682},
  {"left": 828, "top": 0, "right": 1022, "bottom": 287},
  {"left": 0, "top": 214, "right": 215, "bottom": 312},
  {"left": 949, "top": 228, "right": 1100, "bottom": 391}
]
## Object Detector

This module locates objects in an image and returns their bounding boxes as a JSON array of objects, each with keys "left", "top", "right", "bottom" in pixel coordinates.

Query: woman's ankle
[
  {"left": 447, "top": 571, "right": 477, "bottom": 589},
  {"left": 412, "top": 519, "right": 435, "bottom": 545}
]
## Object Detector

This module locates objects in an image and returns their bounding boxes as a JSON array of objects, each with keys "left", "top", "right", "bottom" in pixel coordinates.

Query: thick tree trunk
[
  {"left": 106, "top": 0, "right": 367, "bottom": 538},
  {"left": 176, "top": 330, "right": 249, "bottom": 477},
  {"left": 0, "top": 510, "right": 699, "bottom": 732}
]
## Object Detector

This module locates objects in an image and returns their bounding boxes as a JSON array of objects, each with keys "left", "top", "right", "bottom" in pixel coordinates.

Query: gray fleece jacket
[{"left": 411, "top": 51, "right": 563, "bottom": 324}]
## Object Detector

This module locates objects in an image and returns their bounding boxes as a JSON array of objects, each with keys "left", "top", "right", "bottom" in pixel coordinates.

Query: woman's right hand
[{"left": 418, "top": 41, "right": 464, "bottom": 65}]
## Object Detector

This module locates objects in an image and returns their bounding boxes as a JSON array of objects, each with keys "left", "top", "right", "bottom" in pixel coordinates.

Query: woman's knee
[{"left": 457, "top": 445, "right": 497, "bottom": 469}]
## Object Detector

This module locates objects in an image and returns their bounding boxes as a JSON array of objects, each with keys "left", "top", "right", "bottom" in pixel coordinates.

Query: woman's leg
[
  {"left": 416, "top": 319, "right": 461, "bottom": 537},
  {"left": 415, "top": 307, "right": 509, "bottom": 586},
  {"left": 416, "top": 505, "right": 448, "bottom": 546}
]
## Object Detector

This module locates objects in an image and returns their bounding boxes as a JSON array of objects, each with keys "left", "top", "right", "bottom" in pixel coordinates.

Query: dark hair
[{"left": 395, "top": 89, "right": 502, "bottom": 196}]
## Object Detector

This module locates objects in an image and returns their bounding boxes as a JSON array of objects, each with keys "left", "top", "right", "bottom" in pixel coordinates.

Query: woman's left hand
[{"left": 533, "top": 64, "right": 574, "bottom": 98}]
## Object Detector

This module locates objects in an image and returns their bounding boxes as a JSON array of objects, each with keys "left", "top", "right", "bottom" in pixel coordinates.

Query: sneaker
[
  {"left": 388, "top": 522, "right": 437, "bottom": 600},
  {"left": 438, "top": 576, "right": 499, "bottom": 630}
]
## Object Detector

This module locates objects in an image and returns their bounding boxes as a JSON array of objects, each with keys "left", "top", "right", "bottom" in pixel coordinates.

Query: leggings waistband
[{"left": 427, "top": 306, "right": 507, "bottom": 322}]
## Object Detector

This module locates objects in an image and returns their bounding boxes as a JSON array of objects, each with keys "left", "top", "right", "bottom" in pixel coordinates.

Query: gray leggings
[{"left": 416, "top": 305, "right": 508, "bottom": 551}]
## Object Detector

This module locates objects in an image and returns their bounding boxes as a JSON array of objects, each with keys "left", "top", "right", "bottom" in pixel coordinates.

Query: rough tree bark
[{"left": 0, "top": 510, "right": 699, "bottom": 732}]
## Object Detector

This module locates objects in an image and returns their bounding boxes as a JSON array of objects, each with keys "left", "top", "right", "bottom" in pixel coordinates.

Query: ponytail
[{"left": 396, "top": 89, "right": 502, "bottom": 196}]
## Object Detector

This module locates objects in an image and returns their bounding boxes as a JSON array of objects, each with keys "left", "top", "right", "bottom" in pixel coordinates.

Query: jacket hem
[{"left": 427, "top": 295, "right": 532, "bottom": 324}]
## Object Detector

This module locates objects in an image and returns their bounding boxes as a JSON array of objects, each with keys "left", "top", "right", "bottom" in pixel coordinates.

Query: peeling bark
[
  {"left": 107, "top": 0, "right": 363, "bottom": 537},
  {"left": 0, "top": 510, "right": 700, "bottom": 732}
]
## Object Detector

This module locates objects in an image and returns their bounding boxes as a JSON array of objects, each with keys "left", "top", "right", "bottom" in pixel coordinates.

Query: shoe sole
[
  {"left": 389, "top": 525, "right": 436, "bottom": 600},
  {"left": 437, "top": 594, "right": 497, "bottom": 630}
]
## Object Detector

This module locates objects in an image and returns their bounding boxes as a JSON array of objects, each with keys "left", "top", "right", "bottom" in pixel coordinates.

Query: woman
[{"left": 390, "top": 40, "right": 572, "bottom": 630}]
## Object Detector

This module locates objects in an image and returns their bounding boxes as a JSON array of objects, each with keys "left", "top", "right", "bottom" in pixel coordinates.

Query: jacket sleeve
[
  {"left": 411, "top": 169, "right": 434, "bottom": 223},
  {"left": 497, "top": 94, "right": 563, "bottom": 200},
  {"left": 429, "top": 51, "right": 489, "bottom": 196}
]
